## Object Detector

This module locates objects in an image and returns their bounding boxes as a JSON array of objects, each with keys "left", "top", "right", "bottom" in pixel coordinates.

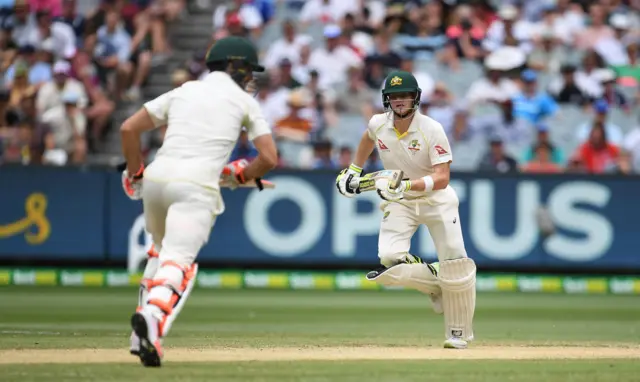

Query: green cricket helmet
[
  {"left": 381, "top": 70, "right": 422, "bottom": 110},
  {"left": 205, "top": 36, "right": 265, "bottom": 72}
]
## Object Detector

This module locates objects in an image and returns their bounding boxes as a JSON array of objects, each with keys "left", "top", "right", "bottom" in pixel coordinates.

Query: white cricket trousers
[
  {"left": 378, "top": 186, "right": 467, "bottom": 266},
  {"left": 142, "top": 179, "right": 220, "bottom": 267}
]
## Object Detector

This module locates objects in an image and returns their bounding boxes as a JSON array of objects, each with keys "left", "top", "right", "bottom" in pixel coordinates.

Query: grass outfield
[{"left": 0, "top": 286, "right": 639, "bottom": 381}]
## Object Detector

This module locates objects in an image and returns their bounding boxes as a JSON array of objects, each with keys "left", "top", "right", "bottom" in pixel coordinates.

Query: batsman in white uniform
[
  {"left": 119, "top": 36, "right": 278, "bottom": 367},
  {"left": 336, "top": 71, "right": 476, "bottom": 349}
]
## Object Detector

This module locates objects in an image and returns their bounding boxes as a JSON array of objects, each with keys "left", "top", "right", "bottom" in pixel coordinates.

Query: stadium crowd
[
  {"left": 1, "top": 0, "right": 639, "bottom": 175},
  {"left": 0, "top": 0, "right": 184, "bottom": 165}
]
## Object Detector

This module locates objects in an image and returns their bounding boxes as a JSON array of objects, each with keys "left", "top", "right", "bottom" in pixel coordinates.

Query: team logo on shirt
[
  {"left": 390, "top": 76, "right": 402, "bottom": 87},
  {"left": 435, "top": 145, "right": 448, "bottom": 156},
  {"left": 408, "top": 139, "right": 421, "bottom": 155},
  {"left": 378, "top": 139, "right": 389, "bottom": 151}
]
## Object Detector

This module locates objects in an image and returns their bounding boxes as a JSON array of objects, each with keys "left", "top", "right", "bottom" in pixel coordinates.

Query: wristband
[
  {"left": 349, "top": 163, "right": 363, "bottom": 174},
  {"left": 131, "top": 164, "right": 145, "bottom": 180},
  {"left": 422, "top": 175, "right": 434, "bottom": 192}
]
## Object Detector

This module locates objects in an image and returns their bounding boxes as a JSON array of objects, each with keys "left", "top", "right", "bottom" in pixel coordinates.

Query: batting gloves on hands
[
  {"left": 376, "top": 179, "right": 411, "bottom": 201},
  {"left": 222, "top": 159, "right": 249, "bottom": 190},
  {"left": 336, "top": 164, "right": 363, "bottom": 198},
  {"left": 122, "top": 164, "right": 144, "bottom": 200}
]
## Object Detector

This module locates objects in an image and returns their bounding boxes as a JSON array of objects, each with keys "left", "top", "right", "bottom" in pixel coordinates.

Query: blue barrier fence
[{"left": 1, "top": 167, "right": 639, "bottom": 272}]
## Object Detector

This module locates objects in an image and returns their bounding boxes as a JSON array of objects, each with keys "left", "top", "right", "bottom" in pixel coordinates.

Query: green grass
[
  {"left": 0, "top": 360, "right": 638, "bottom": 382},
  {"left": 1, "top": 287, "right": 639, "bottom": 381},
  {"left": 0, "top": 287, "right": 638, "bottom": 349}
]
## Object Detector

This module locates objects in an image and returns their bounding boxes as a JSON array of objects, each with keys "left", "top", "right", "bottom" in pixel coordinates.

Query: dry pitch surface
[{"left": 2, "top": 346, "right": 639, "bottom": 365}]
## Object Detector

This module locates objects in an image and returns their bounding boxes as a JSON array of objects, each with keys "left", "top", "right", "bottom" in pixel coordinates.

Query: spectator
[
  {"left": 594, "top": 13, "right": 632, "bottom": 66},
  {"left": 298, "top": 0, "right": 358, "bottom": 28},
  {"left": 40, "top": 89, "right": 86, "bottom": 165},
  {"left": 213, "top": 0, "right": 263, "bottom": 38},
  {"left": 478, "top": 135, "right": 518, "bottom": 173},
  {"left": 574, "top": 3, "right": 614, "bottom": 51},
  {"left": 426, "top": 83, "right": 455, "bottom": 135},
  {"left": 341, "top": 12, "right": 373, "bottom": 57},
  {"left": 0, "top": 28, "right": 18, "bottom": 78},
  {"left": 465, "top": 60, "right": 520, "bottom": 107},
  {"left": 95, "top": 9, "right": 132, "bottom": 100},
  {"left": 394, "top": 6, "right": 447, "bottom": 61},
  {"left": 527, "top": 28, "right": 568, "bottom": 75},
  {"left": 574, "top": 50, "right": 606, "bottom": 99},
  {"left": 4, "top": 44, "right": 52, "bottom": 88},
  {"left": 441, "top": 4, "right": 484, "bottom": 69},
  {"left": 614, "top": 149, "right": 634, "bottom": 175},
  {"left": 530, "top": 5, "right": 573, "bottom": 46},
  {"left": 7, "top": 61, "right": 36, "bottom": 107},
  {"left": 611, "top": 40, "right": 640, "bottom": 87},
  {"left": 478, "top": 98, "right": 533, "bottom": 147},
  {"left": 573, "top": 123, "right": 620, "bottom": 174},
  {"left": 274, "top": 89, "right": 313, "bottom": 143},
  {"left": 483, "top": 4, "right": 533, "bottom": 54},
  {"left": 7, "top": 0, "right": 38, "bottom": 47},
  {"left": 549, "top": 64, "right": 591, "bottom": 106},
  {"left": 0, "top": 106, "right": 34, "bottom": 164},
  {"left": 521, "top": 141, "right": 563, "bottom": 174},
  {"left": 512, "top": 69, "right": 558, "bottom": 125},
  {"left": 263, "top": 20, "right": 312, "bottom": 70},
  {"left": 35, "top": 60, "right": 86, "bottom": 115},
  {"left": 29, "top": 0, "right": 62, "bottom": 18},
  {"left": 290, "top": 42, "right": 313, "bottom": 85},
  {"left": 622, "top": 121, "right": 640, "bottom": 173},
  {"left": 275, "top": 58, "right": 301, "bottom": 90},
  {"left": 325, "top": 66, "right": 374, "bottom": 125},
  {"left": 311, "top": 140, "right": 336, "bottom": 169},
  {"left": 308, "top": 24, "right": 362, "bottom": 90},
  {"left": 337, "top": 145, "right": 352, "bottom": 168},
  {"left": 596, "top": 68, "right": 629, "bottom": 111},
  {"left": 522, "top": 124, "right": 565, "bottom": 166},
  {"left": 363, "top": 54, "right": 387, "bottom": 91},
  {"left": 32, "top": 9, "right": 76, "bottom": 60},
  {"left": 448, "top": 105, "right": 477, "bottom": 144},
  {"left": 54, "top": 0, "right": 86, "bottom": 41},
  {"left": 576, "top": 99, "right": 624, "bottom": 146}
]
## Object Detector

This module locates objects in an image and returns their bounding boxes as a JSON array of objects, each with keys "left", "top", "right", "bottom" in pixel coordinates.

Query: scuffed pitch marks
[{"left": 0, "top": 346, "right": 639, "bottom": 364}]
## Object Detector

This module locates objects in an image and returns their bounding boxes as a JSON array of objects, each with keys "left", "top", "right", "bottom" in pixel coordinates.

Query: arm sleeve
[
  {"left": 244, "top": 97, "right": 272, "bottom": 141},
  {"left": 143, "top": 89, "right": 174, "bottom": 127},
  {"left": 366, "top": 115, "right": 382, "bottom": 141},
  {"left": 428, "top": 123, "right": 453, "bottom": 165}
]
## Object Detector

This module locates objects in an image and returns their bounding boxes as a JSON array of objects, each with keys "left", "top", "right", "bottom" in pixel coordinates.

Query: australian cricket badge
[{"left": 408, "top": 139, "right": 421, "bottom": 155}]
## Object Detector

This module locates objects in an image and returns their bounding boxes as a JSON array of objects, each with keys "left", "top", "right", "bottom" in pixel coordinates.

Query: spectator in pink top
[{"left": 29, "top": 0, "right": 62, "bottom": 18}]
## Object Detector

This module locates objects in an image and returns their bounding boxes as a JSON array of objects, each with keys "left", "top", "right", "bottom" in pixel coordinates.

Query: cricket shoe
[
  {"left": 443, "top": 337, "right": 468, "bottom": 349},
  {"left": 129, "top": 331, "right": 140, "bottom": 356},
  {"left": 131, "top": 310, "right": 163, "bottom": 367}
]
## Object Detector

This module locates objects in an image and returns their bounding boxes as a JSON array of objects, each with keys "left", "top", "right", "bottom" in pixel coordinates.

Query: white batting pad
[
  {"left": 439, "top": 258, "right": 476, "bottom": 341},
  {"left": 162, "top": 263, "right": 198, "bottom": 337},
  {"left": 367, "top": 262, "right": 441, "bottom": 296}
]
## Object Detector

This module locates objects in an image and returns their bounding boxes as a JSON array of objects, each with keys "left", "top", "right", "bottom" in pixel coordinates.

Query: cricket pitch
[{"left": 1, "top": 346, "right": 639, "bottom": 364}]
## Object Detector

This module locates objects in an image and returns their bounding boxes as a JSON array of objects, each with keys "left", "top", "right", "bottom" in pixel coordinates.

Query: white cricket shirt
[
  {"left": 367, "top": 111, "right": 454, "bottom": 201},
  {"left": 142, "top": 71, "right": 272, "bottom": 192}
]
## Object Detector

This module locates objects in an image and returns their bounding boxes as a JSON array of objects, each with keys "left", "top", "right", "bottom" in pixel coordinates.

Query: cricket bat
[{"left": 349, "top": 169, "right": 404, "bottom": 192}]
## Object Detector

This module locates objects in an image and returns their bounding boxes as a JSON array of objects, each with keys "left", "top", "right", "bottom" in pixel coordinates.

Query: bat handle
[
  {"left": 349, "top": 177, "right": 361, "bottom": 189},
  {"left": 255, "top": 178, "right": 264, "bottom": 191}
]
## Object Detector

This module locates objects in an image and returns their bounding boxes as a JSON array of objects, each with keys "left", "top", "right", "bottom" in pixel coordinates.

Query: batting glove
[
  {"left": 376, "top": 178, "right": 410, "bottom": 202},
  {"left": 222, "top": 159, "right": 249, "bottom": 190},
  {"left": 335, "top": 164, "right": 363, "bottom": 198},
  {"left": 122, "top": 164, "right": 144, "bottom": 200}
]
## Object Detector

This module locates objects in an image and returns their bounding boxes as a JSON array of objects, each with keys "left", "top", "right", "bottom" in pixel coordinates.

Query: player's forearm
[
  {"left": 353, "top": 132, "right": 376, "bottom": 168},
  {"left": 408, "top": 172, "right": 450, "bottom": 192},
  {"left": 242, "top": 153, "right": 277, "bottom": 180},
  {"left": 120, "top": 126, "right": 144, "bottom": 175}
]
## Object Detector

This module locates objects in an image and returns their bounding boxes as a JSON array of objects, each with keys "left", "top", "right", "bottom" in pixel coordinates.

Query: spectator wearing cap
[
  {"left": 594, "top": 13, "right": 633, "bottom": 66},
  {"left": 276, "top": 58, "right": 301, "bottom": 90},
  {"left": 527, "top": 27, "right": 569, "bottom": 75},
  {"left": 4, "top": 44, "right": 52, "bottom": 87},
  {"left": 299, "top": 0, "right": 358, "bottom": 28},
  {"left": 308, "top": 24, "right": 362, "bottom": 90},
  {"left": 522, "top": 123, "right": 565, "bottom": 166},
  {"left": 574, "top": 3, "right": 614, "bottom": 51},
  {"left": 576, "top": 99, "right": 624, "bottom": 146},
  {"left": 54, "top": 0, "right": 85, "bottom": 41},
  {"left": 483, "top": 4, "right": 533, "bottom": 54},
  {"left": 511, "top": 69, "right": 558, "bottom": 125},
  {"left": 464, "top": 55, "right": 520, "bottom": 107},
  {"left": 274, "top": 89, "right": 313, "bottom": 142},
  {"left": 263, "top": 20, "right": 312, "bottom": 71},
  {"left": 573, "top": 122, "right": 620, "bottom": 174},
  {"left": 40, "top": 88, "right": 86, "bottom": 164},
  {"left": 596, "top": 68, "right": 629, "bottom": 112},
  {"left": 548, "top": 64, "right": 591, "bottom": 106},
  {"left": 213, "top": 0, "right": 263, "bottom": 38},
  {"left": 478, "top": 134, "right": 519, "bottom": 173},
  {"left": 36, "top": 60, "right": 86, "bottom": 116},
  {"left": 521, "top": 141, "right": 563, "bottom": 174}
]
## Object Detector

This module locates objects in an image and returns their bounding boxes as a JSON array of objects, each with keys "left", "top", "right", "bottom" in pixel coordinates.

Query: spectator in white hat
[
  {"left": 483, "top": 4, "right": 533, "bottom": 54},
  {"left": 41, "top": 88, "right": 86, "bottom": 164},
  {"left": 308, "top": 24, "right": 362, "bottom": 90},
  {"left": 36, "top": 60, "right": 87, "bottom": 116}
]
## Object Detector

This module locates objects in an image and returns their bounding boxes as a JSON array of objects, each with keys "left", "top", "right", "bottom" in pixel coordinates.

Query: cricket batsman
[
  {"left": 119, "top": 36, "right": 278, "bottom": 367},
  {"left": 335, "top": 71, "right": 476, "bottom": 349}
]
